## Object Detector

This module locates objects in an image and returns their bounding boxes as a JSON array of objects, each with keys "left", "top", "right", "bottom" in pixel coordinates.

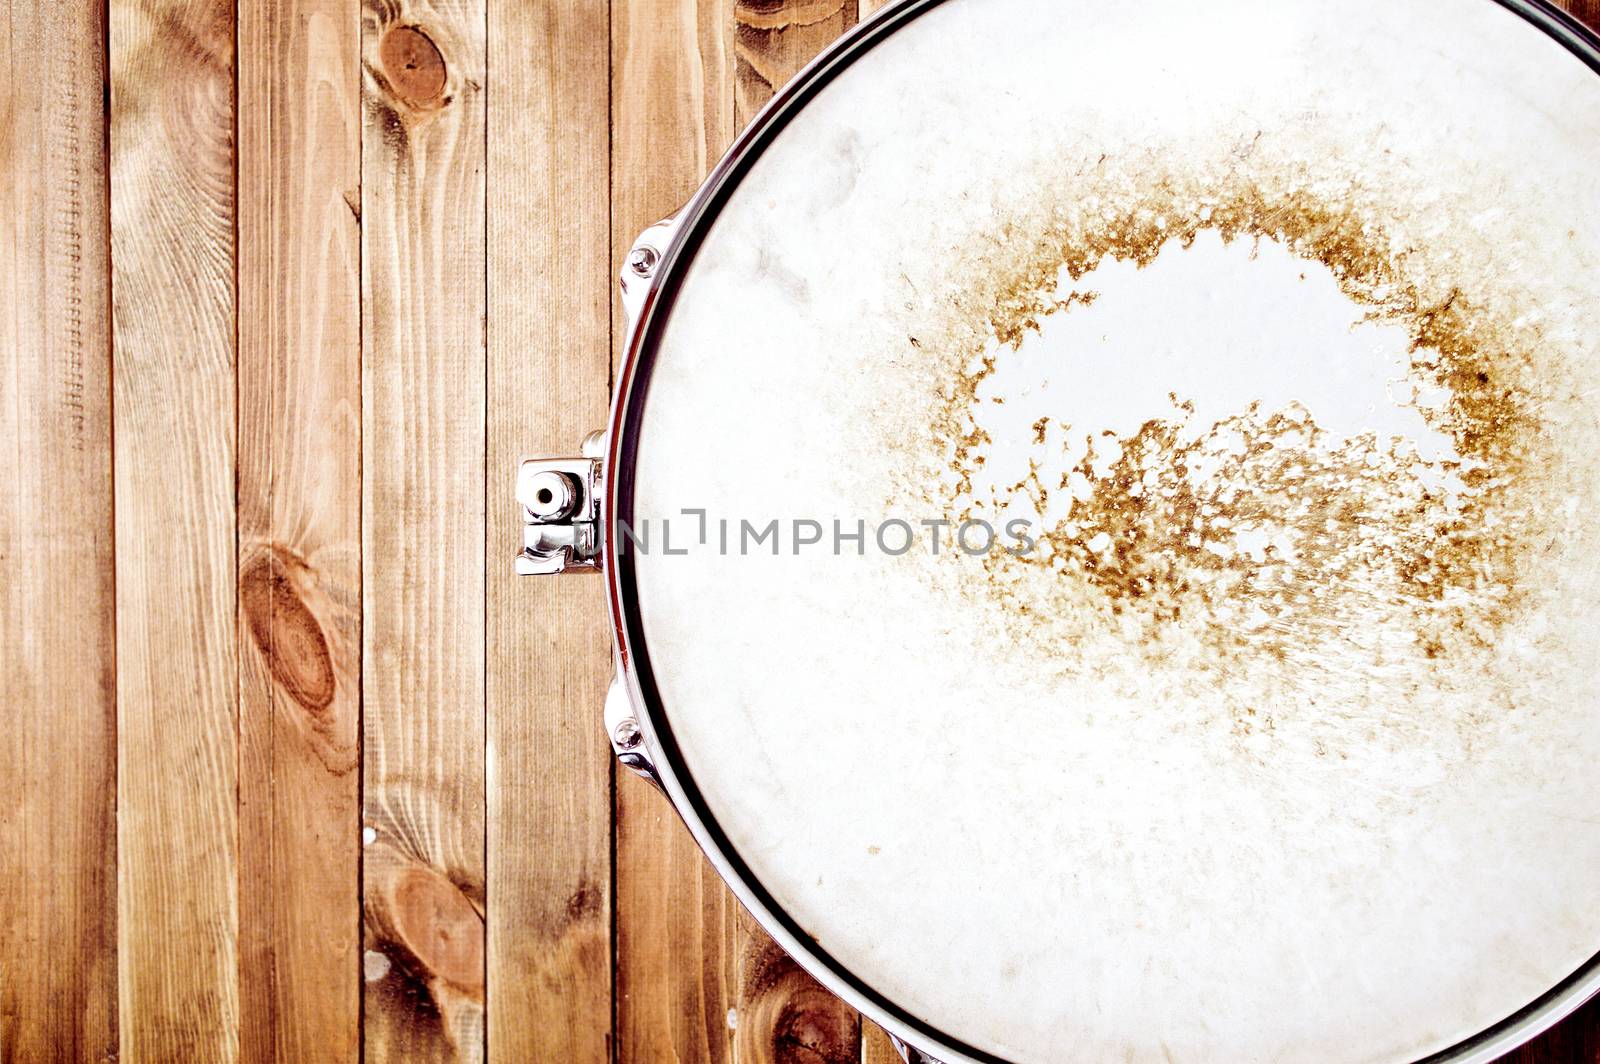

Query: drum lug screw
[
  {"left": 627, "top": 245, "right": 659, "bottom": 277},
  {"left": 612, "top": 718, "right": 643, "bottom": 750},
  {"left": 619, "top": 213, "right": 682, "bottom": 338}
]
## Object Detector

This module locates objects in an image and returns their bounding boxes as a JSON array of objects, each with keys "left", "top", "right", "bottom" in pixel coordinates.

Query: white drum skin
[{"left": 622, "top": 1, "right": 1600, "bottom": 1060}]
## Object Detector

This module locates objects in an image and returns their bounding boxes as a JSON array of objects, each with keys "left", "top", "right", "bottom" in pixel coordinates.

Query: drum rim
[{"left": 603, "top": 1, "right": 1600, "bottom": 1059}]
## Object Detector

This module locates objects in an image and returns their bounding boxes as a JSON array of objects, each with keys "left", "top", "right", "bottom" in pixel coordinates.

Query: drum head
[{"left": 613, "top": 1, "right": 1600, "bottom": 1059}]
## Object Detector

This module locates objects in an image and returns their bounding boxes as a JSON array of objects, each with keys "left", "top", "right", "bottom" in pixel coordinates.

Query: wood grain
[
  {"left": 360, "top": 0, "right": 487, "bottom": 1060},
  {"left": 610, "top": 0, "right": 739, "bottom": 1058},
  {"left": 109, "top": 0, "right": 240, "bottom": 1059},
  {"left": 236, "top": 0, "right": 363, "bottom": 1060},
  {"left": 734, "top": 0, "right": 853, "bottom": 120},
  {"left": 484, "top": 0, "right": 613, "bottom": 1061},
  {"left": 0, "top": 2, "right": 117, "bottom": 1061}
]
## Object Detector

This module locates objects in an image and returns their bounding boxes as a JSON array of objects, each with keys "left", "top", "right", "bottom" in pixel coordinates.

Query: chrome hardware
[
  {"left": 515, "top": 430, "right": 605, "bottom": 576},
  {"left": 605, "top": 672, "right": 660, "bottom": 787},
  {"left": 619, "top": 214, "right": 683, "bottom": 334},
  {"left": 513, "top": 216, "right": 683, "bottom": 579},
  {"left": 626, "top": 244, "right": 659, "bottom": 277},
  {"left": 523, "top": 469, "right": 579, "bottom": 520},
  {"left": 611, "top": 718, "right": 643, "bottom": 750}
]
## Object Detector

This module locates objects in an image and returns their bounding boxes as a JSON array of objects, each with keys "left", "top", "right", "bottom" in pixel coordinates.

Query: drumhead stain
[
  {"left": 627, "top": 4, "right": 1600, "bottom": 1057},
  {"left": 896, "top": 160, "right": 1568, "bottom": 742}
]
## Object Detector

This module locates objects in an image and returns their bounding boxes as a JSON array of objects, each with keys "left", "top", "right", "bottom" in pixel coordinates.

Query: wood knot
[
  {"left": 380, "top": 864, "right": 484, "bottom": 995},
  {"left": 770, "top": 985, "right": 858, "bottom": 1064},
  {"left": 239, "top": 549, "right": 336, "bottom": 713},
  {"left": 379, "top": 26, "right": 447, "bottom": 108},
  {"left": 739, "top": 940, "right": 858, "bottom": 1064}
]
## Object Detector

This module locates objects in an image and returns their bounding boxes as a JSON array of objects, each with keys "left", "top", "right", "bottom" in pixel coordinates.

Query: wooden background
[{"left": 3, "top": 0, "right": 1600, "bottom": 1061}]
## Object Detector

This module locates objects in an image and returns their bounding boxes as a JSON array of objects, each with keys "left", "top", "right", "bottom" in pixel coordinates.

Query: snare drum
[{"left": 516, "top": 1, "right": 1600, "bottom": 1059}]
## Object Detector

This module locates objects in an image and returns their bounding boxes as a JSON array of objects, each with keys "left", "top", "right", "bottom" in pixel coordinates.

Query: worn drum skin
[{"left": 597, "top": 1, "right": 1600, "bottom": 1060}]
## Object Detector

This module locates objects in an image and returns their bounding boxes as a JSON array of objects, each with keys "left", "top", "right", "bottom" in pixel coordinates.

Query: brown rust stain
[
  {"left": 892, "top": 157, "right": 1573, "bottom": 744},
  {"left": 240, "top": 548, "right": 337, "bottom": 714}
]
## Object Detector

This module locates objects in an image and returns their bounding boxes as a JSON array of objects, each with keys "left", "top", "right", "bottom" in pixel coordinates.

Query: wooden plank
[
  {"left": 0, "top": 2, "right": 117, "bottom": 1060},
  {"left": 360, "top": 0, "right": 487, "bottom": 1060},
  {"left": 236, "top": 0, "right": 362, "bottom": 1060},
  {"left": 108, "top": 1, "right": 240, "bottom": 1060},
  {"left": 615, "top": 816, "right": 739, "bottom": 1064},
  {"left": 734, "top": 0, "right": 853, "bottom": 119},
  {"left": 483, "top": 0, "right": 613, "bottom": 1062},
  {"left": 610, "top": 0, "right": 736, "bottom": 1058}
]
